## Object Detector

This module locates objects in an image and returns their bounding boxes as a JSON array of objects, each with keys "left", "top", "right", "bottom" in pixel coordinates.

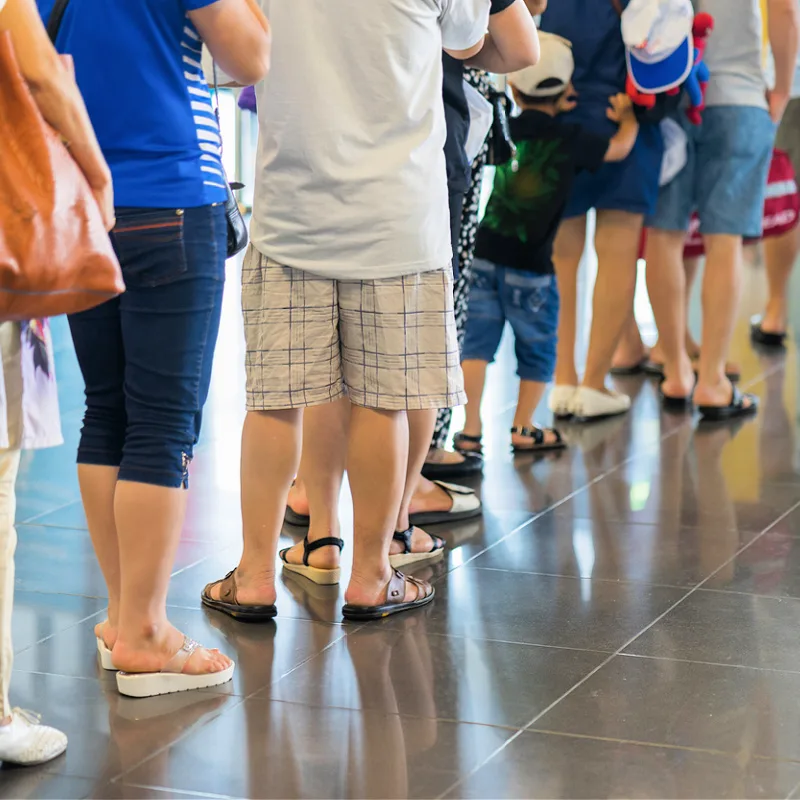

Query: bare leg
[
  {"left": 460, "top": 359, "right": 488, "bottom": 441},
  {"left": 683, "top": 256, "right": 701, "bottom": 357},
  {"left": 552, "top": 215, "right": 587, "bottom": 387},
  {"left": 694, "top": 234, "right": 749, "bottom": 407},
  {"left": 111, "top": 482, "right": 231, "bottom": 676},
  {"left": 760, "top": 225, "right": 800, "bottom": 334},
  {"left": 645, "top": 229, "right": 695, "bottom": 398},
  {"left": 282, "top": 399, "right": 349, "bottom": 570},
  {"left": 511, "top": 380, "right": 560, "bottom": 448},
  {"left": 582, "top": 210, "right": 642, "bottom": 392},
  {"left": 78, "top": 464, "right": 121, "bottom": 649},
  {"left": 345, "top": 407, "right": 416, "bottom": 607},
  {"left": 612, "top": 311, "right": 648, "bottom": 370},
  {"left": 205, "top": 408, "right": 303, "bottom": 610}
]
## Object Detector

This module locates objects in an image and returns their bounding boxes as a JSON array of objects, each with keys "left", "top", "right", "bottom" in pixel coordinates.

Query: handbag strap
[
  {"left": 47, "top": 0, "right": 71, "bottom": 43},
  {"left": 610, "top": 0, "right": 623, "bottom": 16}
]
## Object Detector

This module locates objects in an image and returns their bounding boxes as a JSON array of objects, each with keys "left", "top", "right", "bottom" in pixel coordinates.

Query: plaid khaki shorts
[{"left": 242, "top": 247, "right": 466, "bottom": 411}]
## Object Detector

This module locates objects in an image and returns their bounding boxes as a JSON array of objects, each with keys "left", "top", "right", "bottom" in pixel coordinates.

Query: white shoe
[
  {"left": 548, "top": 385, "right": 578, "bottom": 418},
  {"left": 572, "top": 387, "right": 631, "bottom": 422},
  {"left": 97, "top": 637, "right": 116, "bottom": 671},
  {"left": 0, "top": 710, "right": 67, "bottom": 766}
]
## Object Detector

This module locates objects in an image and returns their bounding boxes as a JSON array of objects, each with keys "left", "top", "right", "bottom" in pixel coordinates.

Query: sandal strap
[
  {"left": 511, "top": 426, "right": 544, "bottom": 444},
  {"left": 393, "top": 527, "right": 414, "bottom": 555},
  {"left": 303, "top": 536, "right": 344, "bottom": 566},
  {"left": 161, "top": 635, "right": 200, "bottom": 674},
  {"left": 385, "top": 570, "right": 432, "bottom": 605},
  {"left": 205, "top": 569, "right": 238, "bottom": 605}
]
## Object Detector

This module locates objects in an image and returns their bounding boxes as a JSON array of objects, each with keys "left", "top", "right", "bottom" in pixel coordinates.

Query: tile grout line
[{"left": 438, "top": 495, "right": 800, "bottom": 798}]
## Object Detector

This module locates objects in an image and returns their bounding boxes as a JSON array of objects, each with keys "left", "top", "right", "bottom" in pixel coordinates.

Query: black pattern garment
[{"left": 432, "top": 67, "right": 494, "bottom": 450}]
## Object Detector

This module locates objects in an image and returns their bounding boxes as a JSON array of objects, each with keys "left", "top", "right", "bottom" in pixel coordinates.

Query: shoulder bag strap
[
  {"left": 610, "top": 0, "right": 624, "bottom": 16},
  {"left": 47, "top": 0, "right": 71, "bottom": 44}
]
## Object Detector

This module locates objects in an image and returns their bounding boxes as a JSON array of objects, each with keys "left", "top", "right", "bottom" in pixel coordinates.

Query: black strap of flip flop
[
  {"left": 511, "top": 426, "right": 563, "bottom": 445},
  {"left": 393, "top": 527, "right": 440, "bottom": 555},
  {"left": 302, "top": 536, "right": 344, "bottom": 566}
]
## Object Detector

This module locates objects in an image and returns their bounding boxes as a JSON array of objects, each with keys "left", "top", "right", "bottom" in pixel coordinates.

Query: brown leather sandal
[
  {"left": 341, "top": 570, "right": 435, "bottom": 621},
  {"left": 201, "top": 569, "right": 277, "bottom": 622}
]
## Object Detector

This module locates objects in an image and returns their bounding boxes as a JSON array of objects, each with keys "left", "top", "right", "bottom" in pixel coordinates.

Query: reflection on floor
[{"left": 5, "top": 249, "right": 800, "bottom": 800}]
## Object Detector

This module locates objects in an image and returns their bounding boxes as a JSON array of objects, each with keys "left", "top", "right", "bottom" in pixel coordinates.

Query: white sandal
[
  {"left": 116, "top": 636, "right": 234, "bottom": 698},
  {"left": 572, "top": 386, "right": 631, "bottom": 422},
  {"left": 548, "top": 385, "right": 578, "bottom": 418},
  {"left": 96, "top": 637, "right": 115, "bottom": 671}
]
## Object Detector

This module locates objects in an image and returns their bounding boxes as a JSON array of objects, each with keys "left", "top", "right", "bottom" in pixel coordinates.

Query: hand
[
  {"left": 556, "top": 88, "right": 578, "bottom": 114},
  {"left": 607, "top": 92, "right": 634, "bottom": 123},
  {"left": 767, "top": 89, "right": 789, "bottom": 123},
  {"left": 93, "top": 180, "right": 116, "bottom": 232}
]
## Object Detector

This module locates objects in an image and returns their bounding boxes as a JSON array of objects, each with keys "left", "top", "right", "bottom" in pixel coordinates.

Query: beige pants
[{"left": 0, "top": 448, "right": 20, "bottom": 718}]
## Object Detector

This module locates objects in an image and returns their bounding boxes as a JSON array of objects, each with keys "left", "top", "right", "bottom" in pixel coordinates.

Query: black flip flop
[
  {"left": 453, "top": 432, "right": 483, "bottom": 456},
  {"left": 201, "top": 569, "right": 278, "bottom": 622},
  {"left": 645, "top": 359, "right": 740, "bottom": 384},
  {"left": 342, "top": 570, "right": 434, "bottom": 621},
  {"left": 750, "top": 316, "right": 787, "bottom": 348},
  {"left": 610, "top": 356, "right": 650, "bottom": 376},
  {"left": 698, "top": 387, "right": 759, "bottom": 423},
  {"left": 661, "top": 391, "right": 693, "bottom": 412},
  {"left": 284, "top": 505, "right": 310, "bottom": 528},
  {"left": 510, "top": 425, "right": 567, "bottom": 453},
  {"left": 421, "top": 452, "right": 483, "bottom": 480}
]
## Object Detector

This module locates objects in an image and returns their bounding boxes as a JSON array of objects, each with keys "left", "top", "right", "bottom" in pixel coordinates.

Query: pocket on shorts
[
  {"left": 112, "top": 208, "right": 188, "bottom": 289},
  {"left": 503, "top": 271, "right": 553, "bottom": 315}
]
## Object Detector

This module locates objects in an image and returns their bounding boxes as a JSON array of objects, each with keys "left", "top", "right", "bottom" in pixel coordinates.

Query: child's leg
[
  {"left": 505, "top": 270, "right": 562, "bottom": 449},
  {"left": 459, "top": 258, "right": 506, "bottom": 444},
  {"left": 552, "top": 215, "right": 587, "bottom": 387}
]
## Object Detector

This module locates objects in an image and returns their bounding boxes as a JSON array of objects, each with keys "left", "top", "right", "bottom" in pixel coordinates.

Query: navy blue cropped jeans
[{"left": 69, "top": 204, "right": 227, "bottom": 489}]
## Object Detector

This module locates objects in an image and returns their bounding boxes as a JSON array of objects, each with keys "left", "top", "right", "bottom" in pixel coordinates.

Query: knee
[{"left": 78, "top": 399, "right": 126, "bottom": 468}]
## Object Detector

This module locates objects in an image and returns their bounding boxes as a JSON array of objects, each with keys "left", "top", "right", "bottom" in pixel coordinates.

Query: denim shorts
[
  {"left": 68, "top": 204, "right": 227, "bottom": 489},
  {"left": 564, "top": 119, "right": 664, "bottom": 218},
  {"left": 647, "top": 105, "right": 777, "bottom": 238},
  {"left": 462, "top": 258, "right": 559, "bottom": 383}
]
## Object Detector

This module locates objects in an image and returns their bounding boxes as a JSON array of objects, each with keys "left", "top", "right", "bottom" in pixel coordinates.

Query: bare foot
[
  {"left": 694, "top": 378, "right": 753, "bottom": 409},
  {"left": 95, "top": 619, "right": 118, "bottom": 650},
  {"left": 345, "top": 569, "right": 432, "bottom": 608},
  {"left": 281, "top": 536, "right": 341, "bottom": 570},
  {"left": 759, "top": 305, "right": 788, "bottom": 335},
  {"left": 111, "top": 623, "right": 232, "bottom": 676},
  {"left": 511, "top": 425, "right": 562, "bottom": 450},
  {"left": 611, "top": 341, "right": 649, "bottom": 370},
  {"left": 425, "top": 447, "right": 466, "bottom": 465},
  {"left": 204, "top": 566, "right": 277, "bottom": 607},
  {"left": 661, "top": 355, "right": 695, "bottom": 399},
  {"left": 408, "top": 478, "right": 455, "bottom": 516},
  {"left": 390, "top": 525, "right": 443, "bottom": 556}
]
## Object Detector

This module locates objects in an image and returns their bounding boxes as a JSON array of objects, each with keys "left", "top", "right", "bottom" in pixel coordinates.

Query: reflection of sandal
[
  {"left": 116, "top": 636, "right": 235, "bottom": 698},
  {"left": 201, "top": 569, "right": 278, "bottom": 622},
  {"left": 279, "top": 536, "right": 344, "bottom": 586},
  {"left": 389, "top": 526, "right": 444, "bottom": 569},
  {"left": 342, "top": 570, "right": 434, "bottom": 621},
  {"left": 453, "top": 432, "right": 483, "bottom": 455},
  {"left": 698, "top": 387, "right": 759, "bottom": 423},
  {"left": 511, "top": 425, "right": 566, "bottom": 453}
]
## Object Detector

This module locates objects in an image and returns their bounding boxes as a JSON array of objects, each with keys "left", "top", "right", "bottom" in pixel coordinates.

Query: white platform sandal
[
  {"left": 96, "top": 637, "right": 115, "bottom": 671},
  {"left": 116, "top": 636, "right": 234, "bottom": 698}
]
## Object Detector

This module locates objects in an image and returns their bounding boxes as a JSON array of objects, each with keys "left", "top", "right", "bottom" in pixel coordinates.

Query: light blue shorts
[{"left": 646, "top": 106, "right": 776, "bottom": 239}]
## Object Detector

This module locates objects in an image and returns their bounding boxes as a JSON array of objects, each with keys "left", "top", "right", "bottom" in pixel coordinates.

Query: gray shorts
[{"left": 241, "top": 246, "right": 466, "bottom": 411}]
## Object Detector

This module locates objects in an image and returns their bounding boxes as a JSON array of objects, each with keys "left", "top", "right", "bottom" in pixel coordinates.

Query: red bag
[{"left": 639, "top": 149, "right": 800, "bottom": 261}]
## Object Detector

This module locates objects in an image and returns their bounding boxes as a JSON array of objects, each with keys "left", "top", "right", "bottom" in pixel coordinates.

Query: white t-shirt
[{"left": 251, "top": 0, "right": 491, "bottom": 280}]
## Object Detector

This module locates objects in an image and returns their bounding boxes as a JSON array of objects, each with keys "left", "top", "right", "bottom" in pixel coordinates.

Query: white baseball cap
[
  {"left": 508, "top": 32, "right": 575, "bottom": 98},
  {"left": 622, "top": 0, "right": 694, "bottom": 94}
]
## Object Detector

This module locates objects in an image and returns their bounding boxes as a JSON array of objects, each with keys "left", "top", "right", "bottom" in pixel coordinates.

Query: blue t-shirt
[{"left": 38, "top": 0, "right": 227, "bottom": 208}]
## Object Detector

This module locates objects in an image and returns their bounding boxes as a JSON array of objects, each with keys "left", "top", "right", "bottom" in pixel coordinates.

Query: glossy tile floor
[{"left": 4, "top": 248, "right": 800, "bottom": 799}]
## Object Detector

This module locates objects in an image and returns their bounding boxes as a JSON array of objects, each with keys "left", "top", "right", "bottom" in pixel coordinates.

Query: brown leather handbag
[{"left": 0, "top": 31, "right": 124, "bottom": 321}]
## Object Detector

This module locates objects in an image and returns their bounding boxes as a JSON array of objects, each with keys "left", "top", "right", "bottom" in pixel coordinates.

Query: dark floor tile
[
  {"left": 14, "top": 605, "right": 343, "bottom": 699},
  {"left": 381, "top": 567, "right": 686, "bottom": 651},
  {"left": 534, "top": 653, "right": 800, "bottom": 759},
  {"left": 6, "top": 672, "right": 232, "bottom": 783},
  {"left": 12, "top": 592, "right": 106, "bottom": 655},
  {"left": 625, "top": 589, "right": 800, "bottom": 671},
  {"left": 266, "top": 618, "right": 604, "bottom": 728},
  {"left": 88, "top": 782, "right": 232, "bottom": 799},
  {"left": 469, "top": 512, "right": 757, "bottom": 587},
  {"left": 120, "top": 698, "right": 512, "bottom": 799},
  {"left": 0, "top": 769, "right": 94, "bottom": 800},
  {"left": 445, "top": 730, "right": 800, "bottom": 799}
]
